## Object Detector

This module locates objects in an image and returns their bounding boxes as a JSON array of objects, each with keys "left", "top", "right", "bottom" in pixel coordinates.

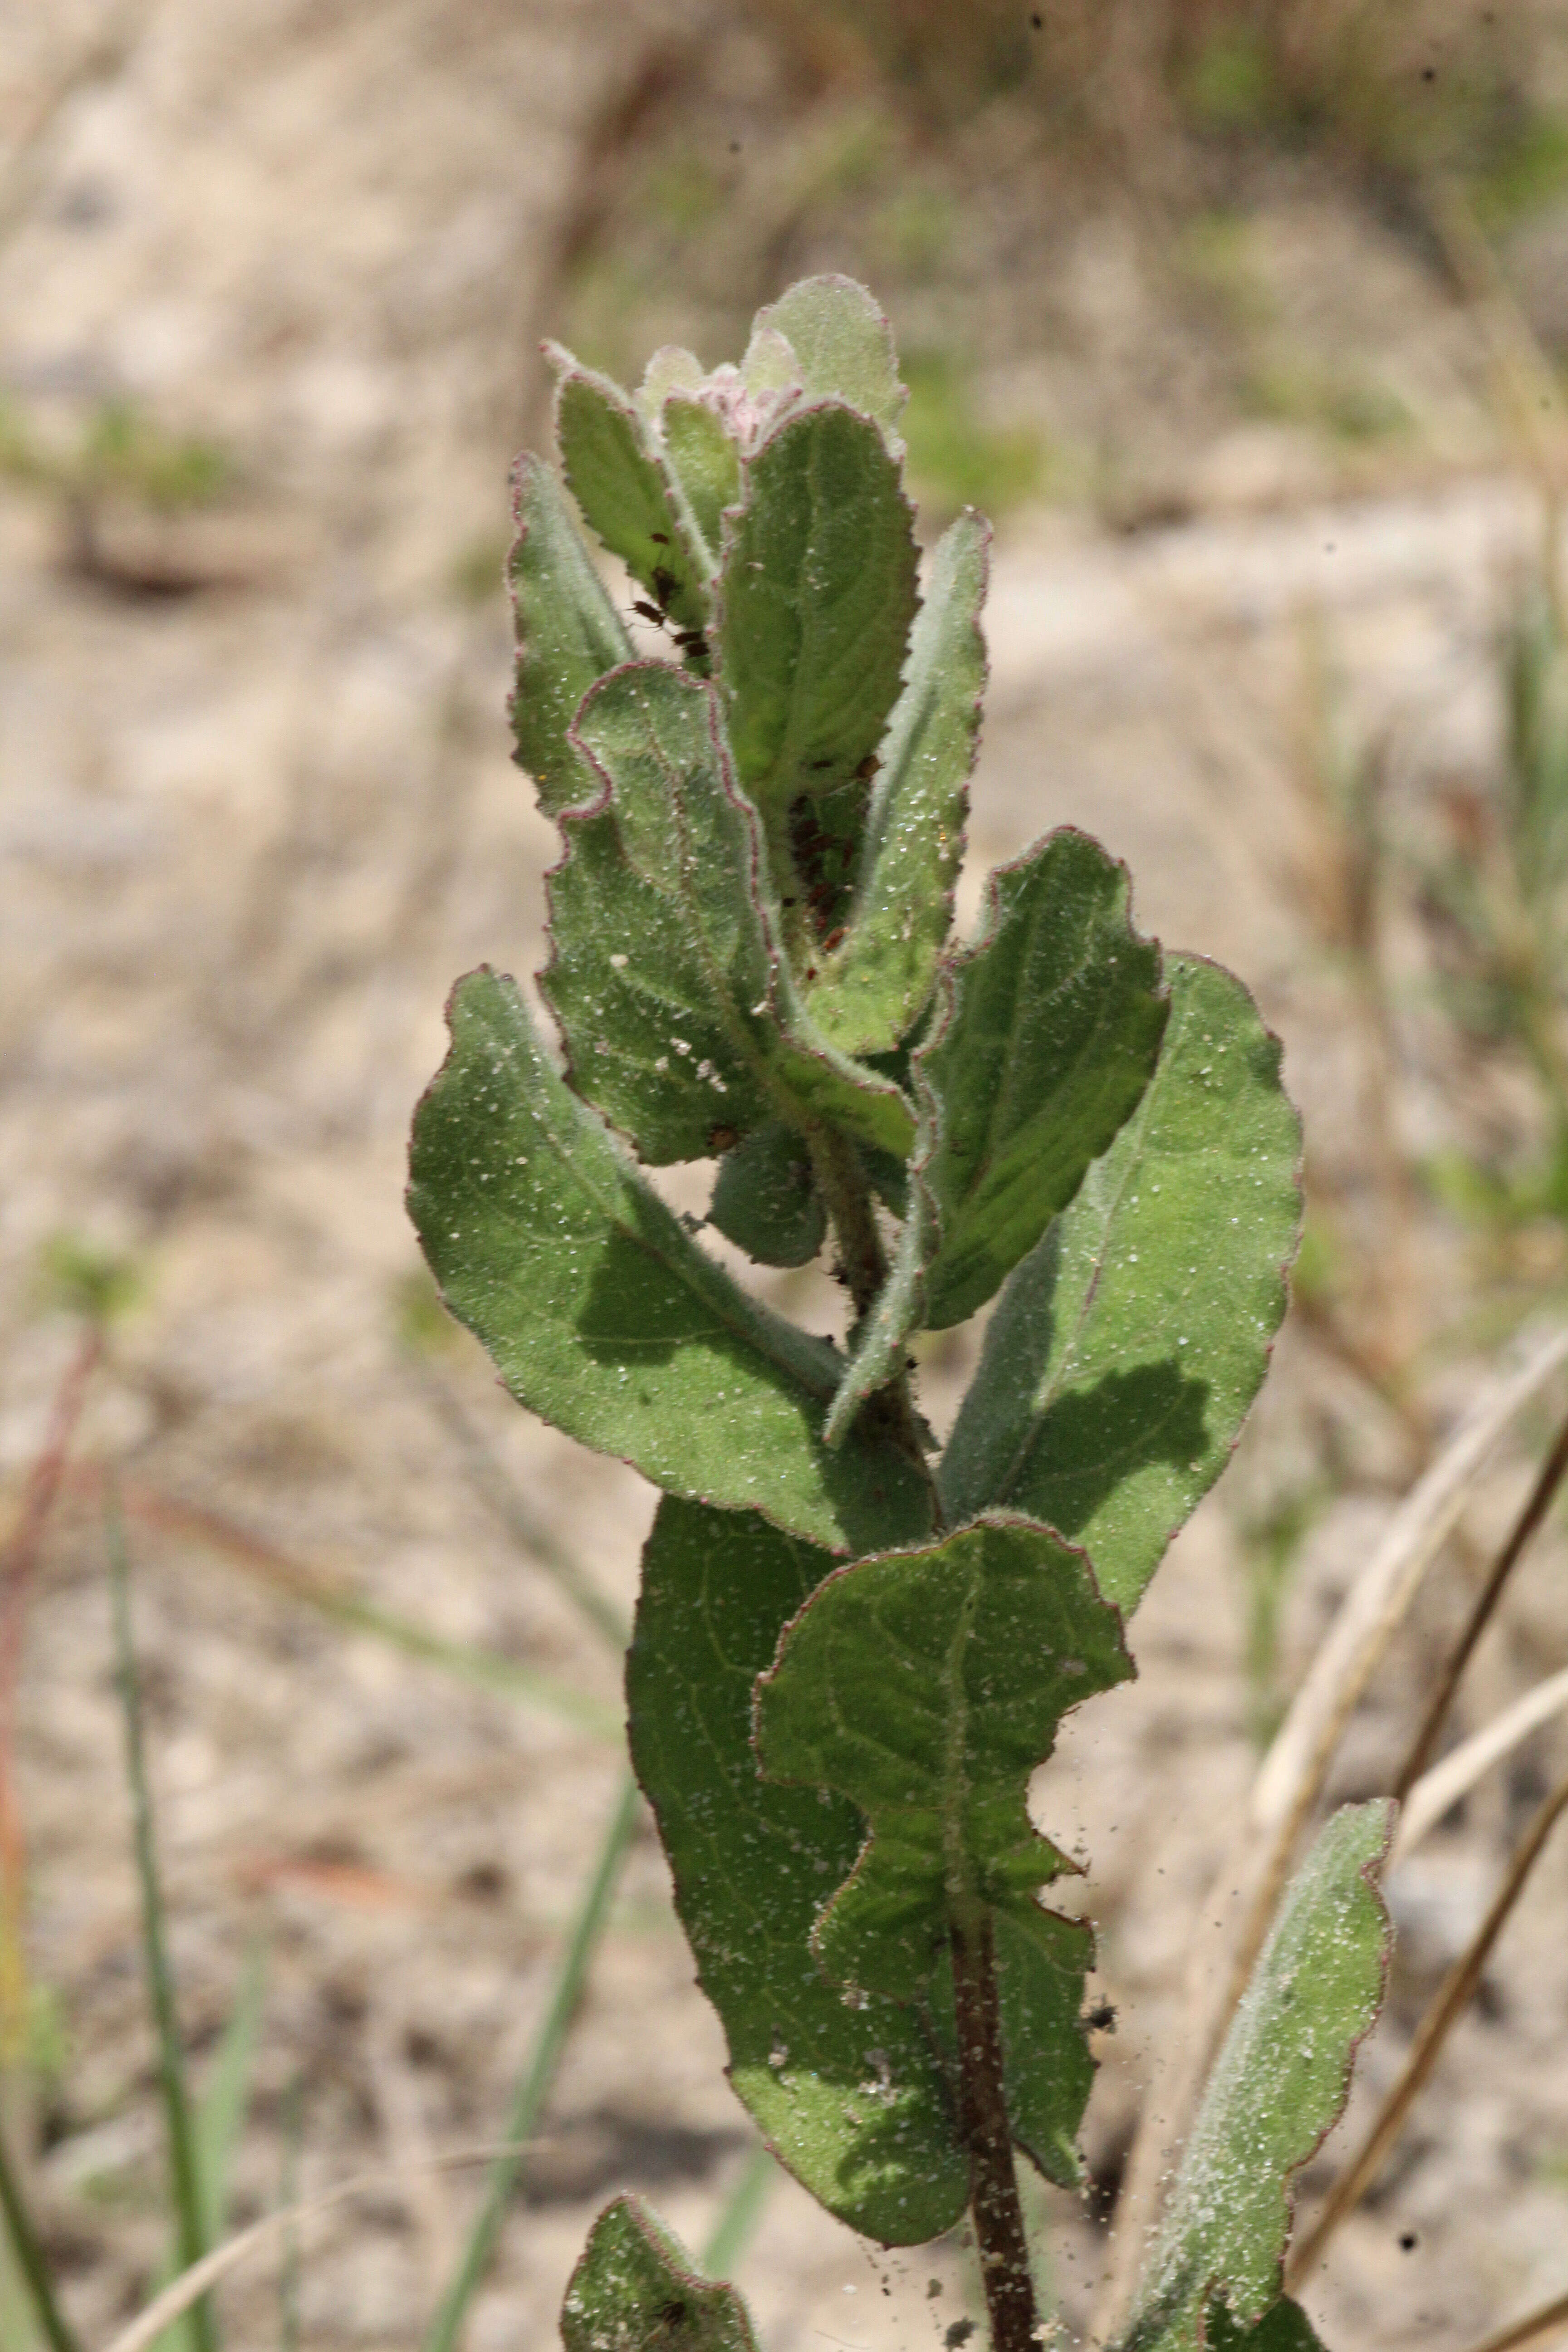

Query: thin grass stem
[
  {"left": 1393, "top": 1399, "right": 1568, "bottom": 1799},
  {"left": 106, "top": 1494, "right": 217, "bottom": 2352},
  {"left": 701, "top": 2144, "right": 775, "bottom": 2279},
  {"left": 420, "top": 1772, "right": 642, "bottom": 2352},
  {"left": 1287, "top": 1764, "right": 1568, "bottom": 2284},
  {"left": 0, "top": 2105, "right": 83, "bottom": 2352}
]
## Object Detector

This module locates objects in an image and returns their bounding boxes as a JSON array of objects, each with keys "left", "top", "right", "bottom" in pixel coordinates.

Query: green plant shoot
[{"left": 408, "top": 275, "right": 1388, "bottom": 2352}]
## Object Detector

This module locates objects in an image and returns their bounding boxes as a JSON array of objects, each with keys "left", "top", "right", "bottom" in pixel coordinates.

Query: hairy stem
[
  {"left": 951, "top": 1914, "right": 1037, "bottom": 2352},
  {"left": 805, "top": 1124, "right": 939, "bottom": 1500}
]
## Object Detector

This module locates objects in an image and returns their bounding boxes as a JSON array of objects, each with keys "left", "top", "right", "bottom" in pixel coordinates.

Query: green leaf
[
  {"left": 717, "top": 402, "right": 919, "bottom": 816},
  {"left": 941, "top": 954, "right": 1302, "bottom": 1614},
  {"left": 822, "top": 830, "right": 1168, "bottom": 1446},
  {"left": 544, "top": 662, "right": 918, "bottom": 1165},
  {"left": 807, "top": 510, "right": 988, "bottom": 1058},
  {"left": 756, "top": 1513, "right": 1132, "bottom": 1999},
  {"left": 627, "top": 1498, "right": 970, "bottom": 2245},
  {"left": 920, "top": 831, "right": 1169, "bottom": 1330},
  {"left": 552, "top": 354, "right": 711, "bottom": 631},
  {"left": 508, "top": 454, "right": 632, "bottom": 817},
  {"left": 561, "top": 2196, "right": 759, "bottom": 2352},
  {"left": 750, "top": 276, "right": 906, "bottom": 441},
  {"left": 1119, "top": 1804, "right": 1393, "bottom": 2352},
  {"left": 661, "top": 395, "right": 741, "bottom": 568},
  {"left": 708, "top": 1122, "right": 826, "bottom": 1268},
  {"left": 408, "top": 969, "right": 931, "bottom": 1556},
  {"left": 194, "top": 1940, "right": 266, "bottom": 2242}
]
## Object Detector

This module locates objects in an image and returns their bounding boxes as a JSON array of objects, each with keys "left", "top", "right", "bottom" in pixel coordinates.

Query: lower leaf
[
  {"left": 627, "top": 1497, "right": 969, "bottom": 2245},
  {"left": 561, "top": 2195, "right": 759, "bottom": 2352}
]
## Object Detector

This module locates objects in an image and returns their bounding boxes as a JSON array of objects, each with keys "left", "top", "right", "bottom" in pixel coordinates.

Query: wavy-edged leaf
[
  {"left": 1119, "top": 1804, "right": 1393, "bottom": 2352},
  {"left": 661, "top": 394, "right": 741, "bottom": 568},
  {"left": 708, "top": 1121, "right": 826, "bottom": 1268},
  {"left": 750, "top": 275, "right": 906, "bottom": 441},
  {"left": 552, "top": 353, "right": 711, "bottom": 630},
  {"left": 544, "top": 662, "right": 918, "bottom": 1164},
  {"left": 941, "top": 954, "right": 1302, "bottom": 1613},
  {"left": 561, "top": 2195, "right": 759, "bottom": 2352},
  {"left": 507, "top": 454, "right": 632, "bottom": 817},
  {"left": 807, "top": 510, "right": 988, "bottom": 1058},
  {"left": 823, "top": 831, "right": 1168, "bottom": 1446},
  {"left": 717, "top": 402, "right": 919, "bottom": 817},
  {"left": 757, "top": 1512, "right": 1132, "bottom": 1999},
  {"left": 627, "top": 1497, "right": 970, "bottom": 2245},
  {"left": 408, "top": 970, "right": 931, "bottom": 1556}
]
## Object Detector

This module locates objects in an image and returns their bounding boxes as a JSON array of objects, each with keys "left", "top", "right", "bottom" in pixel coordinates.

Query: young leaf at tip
[
  {"left": 407, "top": 968, "right": 931, "bottom": 1556},
  {"left": 507, "top": 455, "right": 632, "bottom": 817},
  {"left": 749, "top": 275, "right": 908, "bottom": 444},
  {"left": 1117, "top": 1803, "right": 1394, "bottom": 2352},
  {"left": 544, "top": 662, "right": 919, "bottom": 1167},
  {"left": 717, "top": 401, "right": 920, "bottom": 820},
  {"left": 661, "top": 393, "right": 742, "bottom": 569},
  {"left": 627, "top": 1498, "right": 970, "bottom": 2245},
  {"left": 561, "top": 2195, "right": 759, "bottom": 2352},
  {"left": 941, "top": 952, "right": 1302, "bottom": 1615},
  {"left": 550, "top": 349, "right": 712, "bottom": 632},
  {"left": 807, "top": 509, "right": 988, "bottom": 1060}
]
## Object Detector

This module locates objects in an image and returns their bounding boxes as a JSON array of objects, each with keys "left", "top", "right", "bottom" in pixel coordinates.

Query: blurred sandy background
[{"left": 6, "top": 2, "right": 1568, "bottom": 2346}]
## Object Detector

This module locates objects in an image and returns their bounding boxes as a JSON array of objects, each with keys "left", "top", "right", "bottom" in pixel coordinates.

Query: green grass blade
[
  {"left": 421, "top": 1773, "right": 642, "bottom": 2352},
  {"left": 106, "top": 1498, "right": 216, "bottom": 2352},
  {"left": 195, "top": 1942, "right": 267, "bottom": 2244},
  {"left": 701, "top": 2145, "right": 776, "bottom": 2280},
  {"left": 0, "top": 2109, "right": 82, "bottom": 2352}
]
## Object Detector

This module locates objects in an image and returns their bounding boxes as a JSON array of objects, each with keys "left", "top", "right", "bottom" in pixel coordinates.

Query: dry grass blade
[
  {"left": 1455, "top": 2289, "right": 1568, "bottom": 2352},
  {"left": 1394, "top": 1663, "right": 1568, "bottom": 1862},
  {"left": 1393, "top": 1399, "right": 1568, "bottom": 1801},
  {"left": 96, "top": 2143, "right": 544, "bottom": 2352},
  {"left": 1098, "top": 1324, "right": 1568, "bottom": 2338},
  {"left": 1286, "top": 1765, "right": 1568, "bottom": 2286}
]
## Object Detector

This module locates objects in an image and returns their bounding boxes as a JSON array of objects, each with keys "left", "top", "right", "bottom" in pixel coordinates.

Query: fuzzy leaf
[
  {"left": 920, "top": 831, "right": 1169, "bottom": 1330},
  {"left": 408, "top": 970, "right": 931, "bottom": 1556},
  {"left": 750, "top": 276, "right": 906, "bottom": 440},
  {"left": 708, "top": 1121, "right": 826, "bottom": 1268},
  {"left": 807, "top": 510, "right": 987, "bottom": 1058},
  {"left": 662, "top": 394, "right": 742, "bottom": 564},
  {"left": 1208, "top": 2301, "right": 1326, "bottom": 2352},
  {"left": 1119, "top": 1804, "right": 1393, "bottom": 2352},
  {"left": 941, "top": 954, "right": 1301, "bottom": 1613},
  {"left": 508, "top": 454, "right": 632, "bottom": 817},
  {"left": 756, "top": 1513, "right": 1132, "bottom": 2003},
  {"left": 627, "top": 1498, "right": 970, "bottom": 2244},
  {"left": 561, "top": 2195, "right": 759, "bottom": 2352},
  {"left": 545, "top": 662, "right": 918, "bottom": 1164},
  {"left": 553, "top": 355, "right": 711, "bottom": 629},
  {"left": 823, "top": 831, "right": 1167, "bottom": 1446},
  {"left": 717, "top": 402, "right": 919, "bottom": 816}
]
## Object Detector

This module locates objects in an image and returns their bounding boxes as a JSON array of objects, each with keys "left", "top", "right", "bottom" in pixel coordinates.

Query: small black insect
[
  {"left": 1084, "top": 2000, "right": 1118, "bottom": 2033},
  {"left": 650, "top": 530, "right": 671, "bottom": 545},
  {"left": 854, "top": 752, "right": 881, "bottom": 783},
  {"left": 633, "top": 598, "right": 666, "bottom": 627},
  {"left": 652, "top": 564, "right": 678, "bottom": 607}
]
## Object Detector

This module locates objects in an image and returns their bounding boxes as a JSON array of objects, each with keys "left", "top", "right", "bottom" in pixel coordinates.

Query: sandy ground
[{"left": 4, "top": 3, "right": 1568, "bottom": 2348}]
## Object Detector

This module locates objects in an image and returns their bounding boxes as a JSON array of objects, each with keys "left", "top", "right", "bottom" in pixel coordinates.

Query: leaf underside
[
  {"left": 561, "top": 2195, "right": 759, "bottom": 2352},
  {"left": 1119, "top": 1802, "right": 1394, "bottom": 2352},
  {"left": 941, "top": 952, "right": 1302, "bottom": 1614},
  {"left": 554, "top": 360, "right": 710, "bottom": 633},
  {"left": 407, "top": 970, "right": 931, "bottom": 1557},
  {"left": 507, "top": 454, "right": 632, "bottom": 817}
]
